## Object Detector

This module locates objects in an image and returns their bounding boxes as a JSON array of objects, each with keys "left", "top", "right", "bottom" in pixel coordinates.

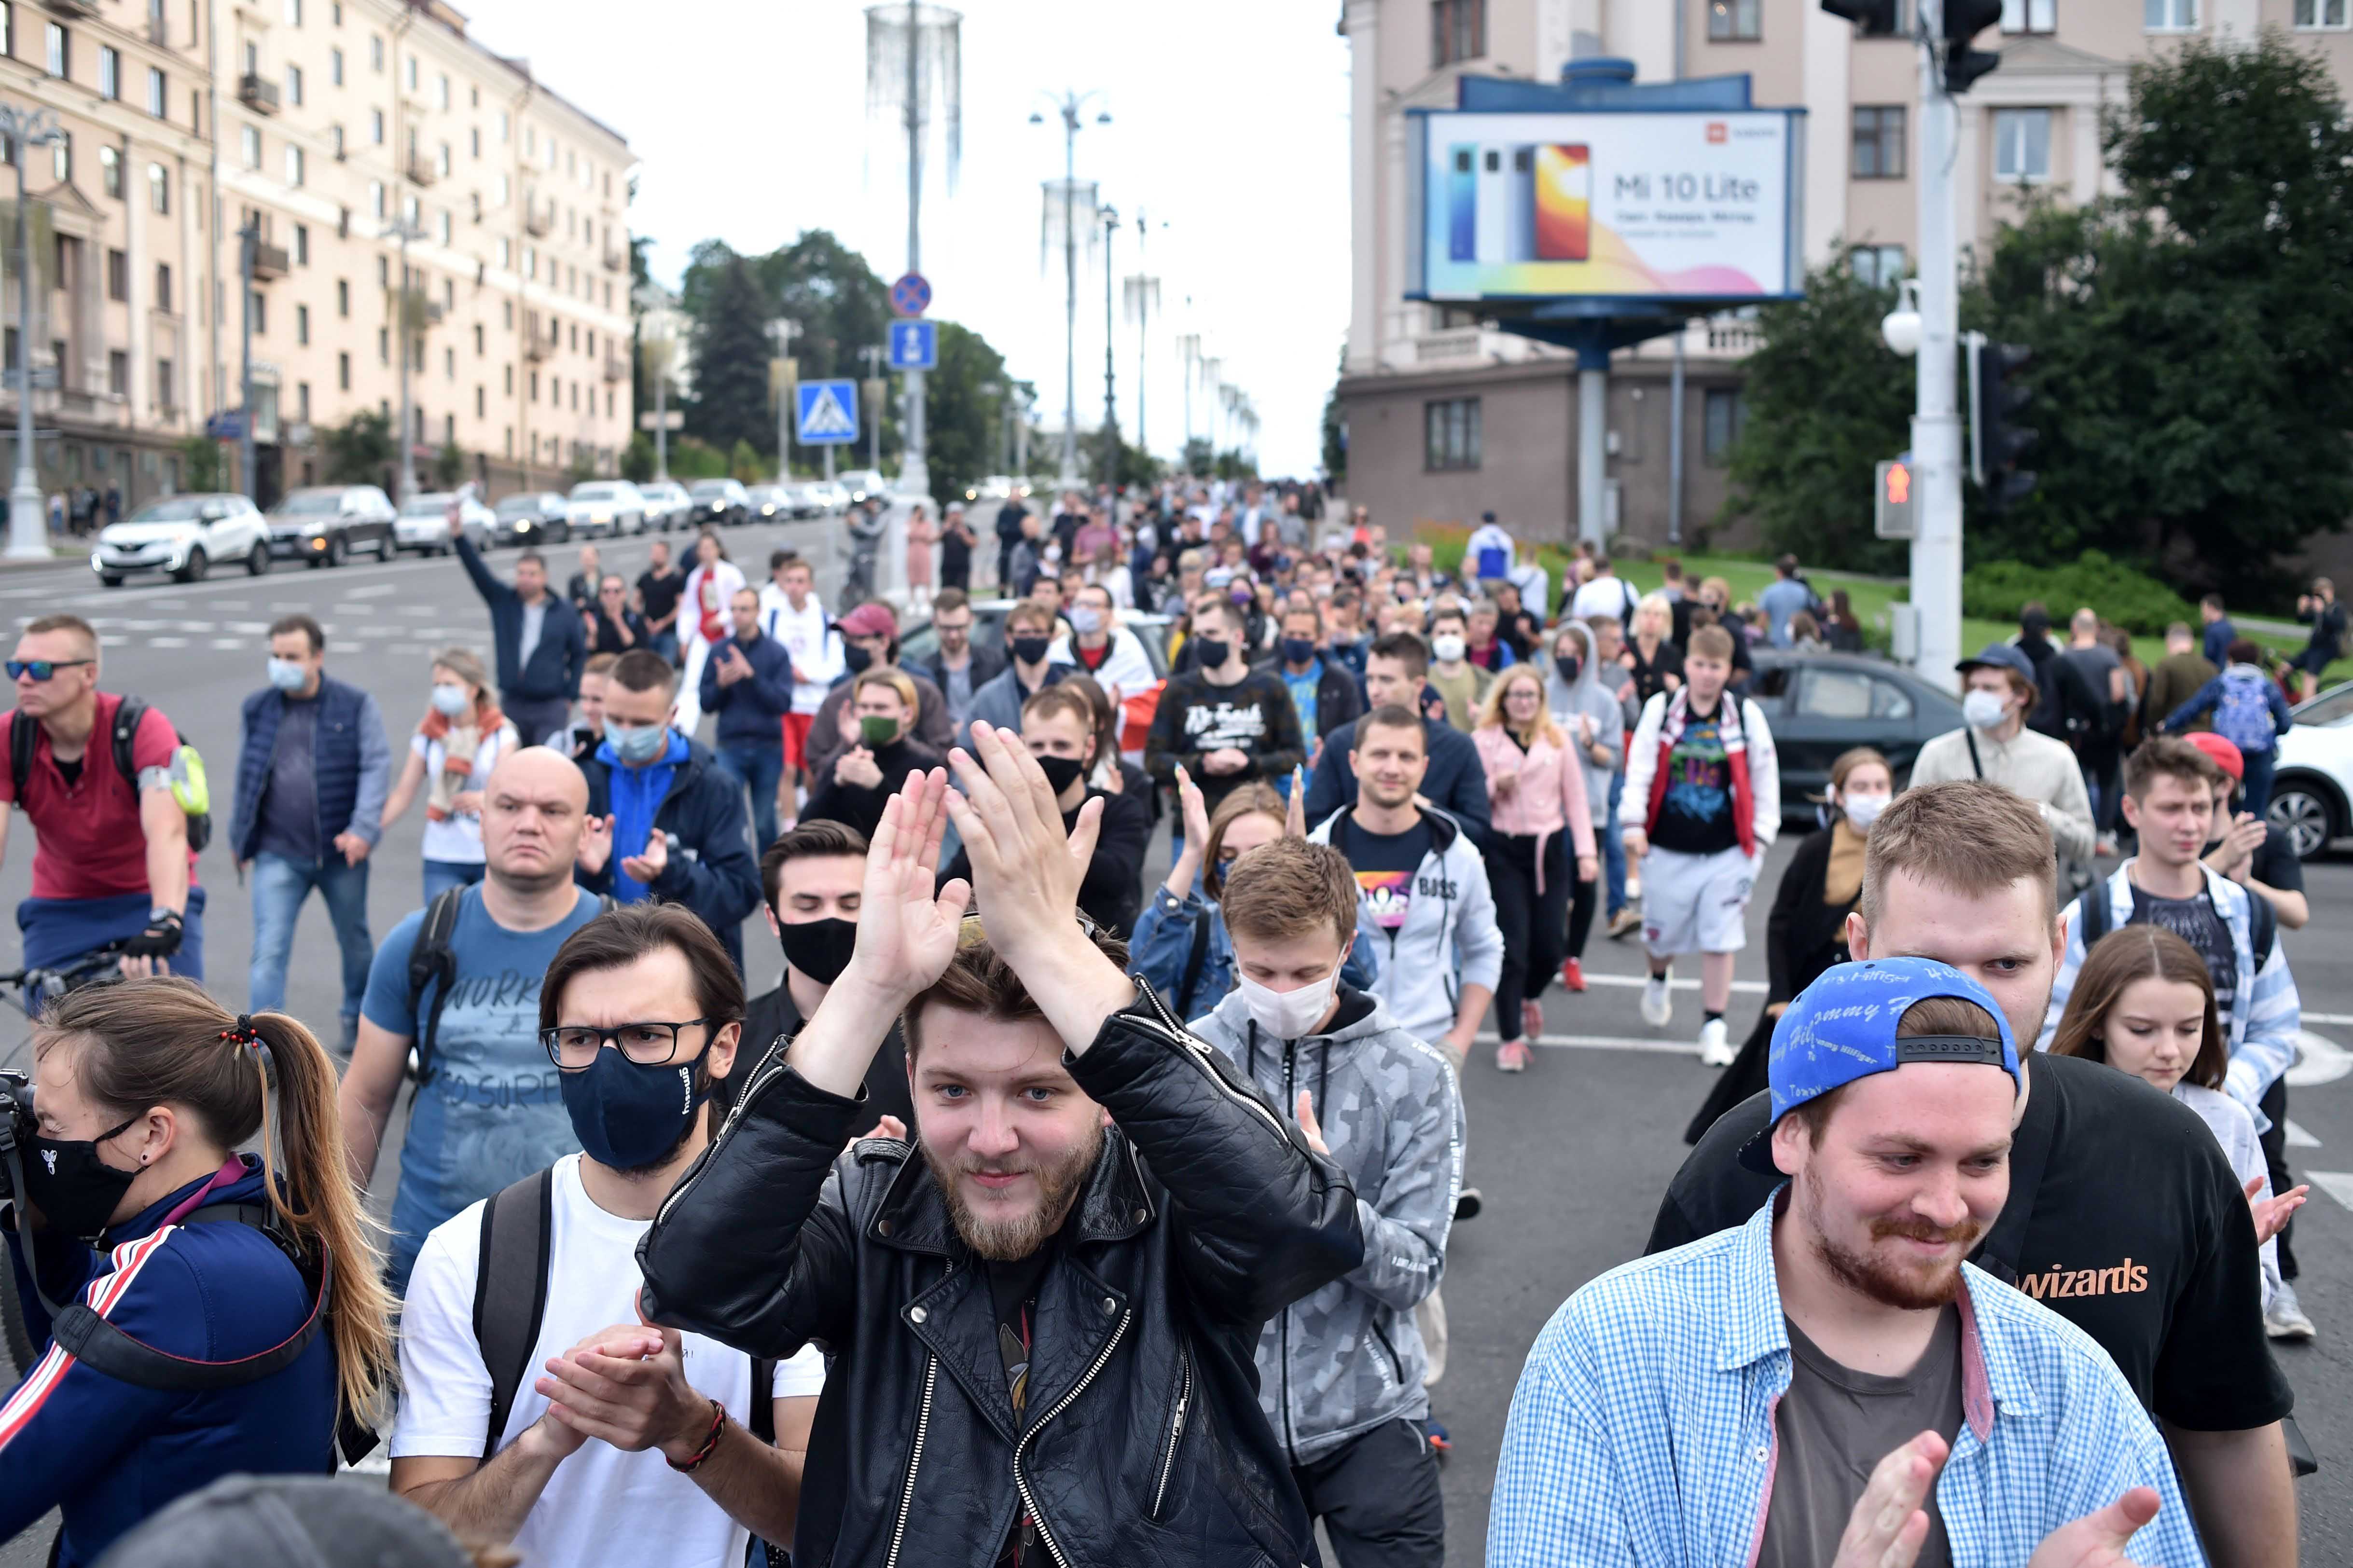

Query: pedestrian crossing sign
[{"left": 796, "top": 379, "right": 860, "bottom": 445}]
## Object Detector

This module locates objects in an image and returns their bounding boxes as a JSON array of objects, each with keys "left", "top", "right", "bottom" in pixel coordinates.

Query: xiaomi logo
[
  {"left": 1706, "top": 122, "right": 1729, "bottom": 144},
  {"left": 2019, "top": 1260, "right": 2151, "bottom": 1300}
]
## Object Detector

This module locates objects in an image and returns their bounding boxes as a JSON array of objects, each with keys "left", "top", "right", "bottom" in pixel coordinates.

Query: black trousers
[
  {"left": 2260, "top": 1075, "right": 2298, "bottom": 1280},
  {"left": 1565, "top": 850, "right": 1600, "bottom": 959},
  {"left": 1487, "top": 831, "right": 1570, "bottom": 1041},
  {"left": 1290, "top": 1417, "right": 1446, "bottom": 1568}
]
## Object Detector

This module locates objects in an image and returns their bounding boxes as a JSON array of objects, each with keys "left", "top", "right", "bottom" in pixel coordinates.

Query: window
[
  {"left": 330, "top": 123, "right": 343, "bottom": 157},
  {"left": 497, "top": 108, "right": 509, "bottom": 142},
  {"left": 284, "top": 0, "right": 300, "bottom": 22},
  {"left": 369, "top": 107, "right": 383, "bottom": 143},
  {"left": 155, "top": 262, "right": 172, "bottom": 309},
  {"left": 296, "top": 303, "right": 309, "bottom": 344},
  {"left": 369, "top": 178, "right": 385, "bottom": 218},
  {"left": 498, "top": 236, "right": 511, "bottom": 268},
  {"left": 436, "top": 208, "right": 450, "bottom": 244},
  {"left": 470, "top": 126, "right": 480, "bottom": 158},
  {"left": 98, "top": 145, "right": 120, "bottom": 198},
  {"left": 335, "top": 278, "right": 348, "bottom": 315},
  {"left": 443, "top": 345, "right": 453, "bottom": 378},
  {"left": 2144, "top": 0, "right": 2197, "bottom": 27},
  {"left": 497, "top": 172, "right": 510, "bottom": 206},
  {"left": 1703, "top": 388, "right": 1747, "bottom": 461},
  {"left": 1708, "top": 0, "right": 1761, "bottom": 41},
  {"left": 1852, "top": 106, "right": 1905, "bottom": 179},
  {"left": 1424, "top": 397, "right": 1481, "bottom": 471},
  {"left": 330, "top": 46, "right": 343, "bottom": 83},
  {"left": 472, "top": 322, "right": 483, "bottom": 354},
  {"left": 44, "top": 21, "right": 65, "bottom": 78},
  {"left": 337, "top": 351, "right": 349, "bottom": 389},
  {"left": 294, "top": 223, "right": 308, "bottom": 264},
  {"left": 284, "top": 144, "right": 304, "bottom": 186},
  {"left": 369, "top": 32, "right": 381, "bottom": 70},
  {"left": 49, "top": 131, "right": 67, "bottom": 182},
  {"left": 249, "top": 290, "right": 265, "bottom": 334},
  {"left": 437, "top": 141, "right": 451, "bottom": 177},
  {"left": 376, "top": 327, "right": 388, "bottom": 364},
  {"left": 2003, "top": 0, "right": 2056, "bottom": 30},
  {"left": 0, "top": 3, "right": 11, "bottom": 57},
  {"left": 375, "top": 255, "right": 388, "bottom": 286},
  {"left": 155, "top": 357, "right": 174, "bottom": 408},
  {"left": 98, "top": 45, "right": 118, "bottom": 98},
  {"left": 286, "top": 63, "right": 302, "bottom": 105},
  {"left": 104, "top": 248, "right": 126, "bottom": 301},
  {"left": 404, "top": 52, "right": 415, "bottom": 90},
  {"left": 148, "top": 67, "right": 166, "bottom": 116},
  {"left": 332, "top": 1, "right": 340, "bottom": 22},
  {"left": 241, "top": 124, "right": 260, "bottom": 167},
  {"left": 298, "top": 382, "right": 310, "bottom": 421},
  {"left": 2296, "top": 0, "right": 2350, "bottom": 25},
  {"left": 242, "top": 40, "right": 256, "bottom": 76},
  {"left": 1850, "top": 244, "right": 1907, "bottom": 288},
  {"left": 437, "top": 71, "right": 448, "bottom": 109},
  {"left": 107, "top": 350, "right": 126, "bottom": 398},
  {"left": 1993, "top": 108, "right": 2052, "bottom": 181}
]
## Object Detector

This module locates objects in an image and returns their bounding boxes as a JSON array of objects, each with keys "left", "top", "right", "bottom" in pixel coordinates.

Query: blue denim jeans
[
  {"left": 717, "top": 739, "right": 786, "bottom": 853},
  {"left": 649, "top": 629, "right": 681, "bottom": 667},
  {"left": 249, "top": 851, "right": 373, "bottom": 1023},
  {"left": 423, "top": 857, "right": 487, "bottom": 905},
  {"left": 1604, "top": 772, "right": 1628, "bottom": 917}
]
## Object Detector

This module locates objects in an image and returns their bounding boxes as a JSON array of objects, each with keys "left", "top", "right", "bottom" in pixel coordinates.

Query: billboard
[{"left": 1410, "top": 109, "right": 1803, "bottom": 304}]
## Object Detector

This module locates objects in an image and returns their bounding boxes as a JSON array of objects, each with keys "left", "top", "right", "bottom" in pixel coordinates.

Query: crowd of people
[{"left": 0, "top": 474, "right": 2330, "bottom": 1568}]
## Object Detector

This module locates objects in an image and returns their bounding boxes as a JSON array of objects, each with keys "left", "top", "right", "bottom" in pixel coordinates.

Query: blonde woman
[
  {"left": 799, "top": 667, "right": 939, "bottom": 843},
  {"left": 380, "top": 647, "right": 518, "bottom": 901},
  {"left": 1472, "top": 665, "right": 1597, "bottom": 1072},
  {"left": 1624, "top": 591, "right": 1684, "bottom": 706}
]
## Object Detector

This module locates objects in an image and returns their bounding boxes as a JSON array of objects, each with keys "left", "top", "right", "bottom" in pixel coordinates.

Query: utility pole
[
  {"left": 1910, "top": 0, "right": 1964, "bottom": 692},
  {"left": 899, "top": 0, "right": 928, "bottom": 499},
  {"left": 860, "top": 343, "right": 885, "bottom": 476},
  {"left": 1033, "top": 92, "right": 1107, "bottom": 491},
  {"left": 380, "top": 215, "right": 426, "bottom": 503},
  {"left": 1177, "top": 331, "right": 1200, "bottom": 458},
  {"left": 0, "top": 104, "right": 58, "bottom": 559},
  {"left": 238, "top": 219, "right": 257, "bottom": 501},
  {"left": 768, "top": 318, "right": 798, "bottom": 486},
  {"left": 1099, "top": 203, "right": 1118, "bottom": 484}
]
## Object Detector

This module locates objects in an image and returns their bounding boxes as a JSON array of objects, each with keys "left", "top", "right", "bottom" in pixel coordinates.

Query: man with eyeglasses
[
  {"left": 389, "top": 900, "right": 828, "bottom": 1567},
  {"left": 0, "top": 613, "right": 205, "bottom": 984},
  {"left": 338, "top": 746, "right": 612, "bottom": 1295}
]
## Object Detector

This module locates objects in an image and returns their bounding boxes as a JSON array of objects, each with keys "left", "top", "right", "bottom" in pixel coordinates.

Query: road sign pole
[
  {"left": 4, "top": 114, "right": 46, "bottom": 560},
  {"left": 1910, "top": 0, "right": 1964, "bottom": 694},
  {"left": 655, "top": 373, "right": 669, "bottom": 482}
]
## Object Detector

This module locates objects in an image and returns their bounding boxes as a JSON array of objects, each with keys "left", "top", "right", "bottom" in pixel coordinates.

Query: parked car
[
  {"left": 2267, "top": 679, "right": 2353, "bottom": 859},
  {"left": 93, "top": 493, "right": 271, "bottom": 585},
  {"left": 779, "top": 482, "right": 825, "bottom": 519},
  {"left": 491, "top": 490, "right": 571, "bottom": 546},
  {"left": 1739, "top": 651, "right": 1968, "bottom": 822},
  {"left": 565, "top": 480, "right": 647, "bottom": 538},
  {"left": 837, "top": 468, "right": 891, "bottom": 507},
  {"left": 965, "top": 475, "right": 1021, "bottom": 504},
  {"left": 803, "top": 480, "right": 849, "bottom": 514},
  {"left": 636, "top": 479, "right": 693, "bottom": 532},
  {"left": 687, "top": 478, "right": 750, "bottom": 529},
  {"left": 395, "top": 491, "right": 496, "bottom": 555},
  {"left": 265, "top": 484, "right": 398, "bottom": 568},
  {"left": 744, "top": 484, "right": 791, "bottom": 523}
]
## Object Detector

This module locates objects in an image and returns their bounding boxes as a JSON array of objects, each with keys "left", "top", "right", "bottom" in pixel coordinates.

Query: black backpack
[
  {"left": 9, "top": 695, "right": 211, "bottom": 853},
  {"left": 2072, "top": 881, "right": 2276, "bottom": 973},
  {"left": 404, "top": 887, "right": 615, "bottom": 1084},
  {"left": 471, "top": 1168, "right": 778, "bottom": 1460}
]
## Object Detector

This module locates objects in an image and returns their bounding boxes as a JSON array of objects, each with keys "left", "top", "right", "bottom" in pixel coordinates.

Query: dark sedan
[
  {"left": 1740, "top": 651, "right": 1967, "bottom": 822},
  {"left": 688, "top": 479, "right": 749, "bottom": 529}
]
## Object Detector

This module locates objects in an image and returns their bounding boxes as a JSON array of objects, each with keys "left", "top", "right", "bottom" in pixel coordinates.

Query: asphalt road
[{"left": 0, "top": 535, "right": 2348, "bottom": 1565}]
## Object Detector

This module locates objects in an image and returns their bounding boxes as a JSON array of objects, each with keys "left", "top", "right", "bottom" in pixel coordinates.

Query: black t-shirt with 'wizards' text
[{"left": 1650, "top": 1049, "right": 2290, "bottom": 1433}]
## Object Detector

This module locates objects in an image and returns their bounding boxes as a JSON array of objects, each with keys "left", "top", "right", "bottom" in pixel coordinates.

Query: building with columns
[
  {"left": 0, "top": 0, "right": 632, "bottom": 518},
  {"left": 1340, "top": 0, "right": 2351, "bottom": 555}
]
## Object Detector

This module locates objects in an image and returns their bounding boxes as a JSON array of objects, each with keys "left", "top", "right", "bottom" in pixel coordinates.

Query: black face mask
[
  {"left": 1191, "top": 636, "right": 1229, "bottom": 668},
  {"left": 561, "top": 1050, "right": 711, "bottom": 1173},
  {"left": 1036, "top": 753, "right": 1088, "bottom": 796},
  {"left": 24, "top": 1113, "right": 143, "bottom": 1241},
  {"left": 1281, "top": 637, "right": 1319, "bottom": 666},
  {"left": 1554, "top": 654, "right": 1581, "bottom": 685},
  {"left": 843, "top": 644, "right": 876, "bottom": 675},
  {"left": 1010, "top": 635, "right": 1052, "bottom": 666},
  {"left": 777, "top": 916, "right": 859, "bottom": 985}
]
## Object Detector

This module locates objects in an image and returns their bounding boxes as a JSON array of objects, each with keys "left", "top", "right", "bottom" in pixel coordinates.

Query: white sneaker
[
  {"left": 1698, "top": 1018, "right": 1734, "bottom": 1067},
  {"left": 2266, "top": 1281, "right": 2317, "bottom": 1341},
  {"left": 1641, "top": 976, "right": 1673, "bottom": 1028}
]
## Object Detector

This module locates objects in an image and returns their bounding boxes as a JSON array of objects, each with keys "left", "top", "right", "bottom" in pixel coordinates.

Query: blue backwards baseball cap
[{"left": 1735, "top": 957, "right": 2024, "bottom": 1174}]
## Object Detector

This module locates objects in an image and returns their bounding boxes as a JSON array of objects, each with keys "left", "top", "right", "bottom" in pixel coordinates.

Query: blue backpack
[{"left": 2213, "top": 671, "right": 2278, "bottom": 756}]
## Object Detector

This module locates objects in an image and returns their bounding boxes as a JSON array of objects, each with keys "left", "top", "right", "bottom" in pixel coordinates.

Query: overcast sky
[{"left": 455, "top": 0, "right": 1352, "bottom": 476}]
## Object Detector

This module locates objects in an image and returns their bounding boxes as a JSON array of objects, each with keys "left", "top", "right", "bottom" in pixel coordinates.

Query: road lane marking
[
  {"left": 2287, "top": 1120, "right": 2320, "bottom": 1148},
  {"left": 1579, "top": 974, "right": 1768, "bottom": 995},
  {"left": 2300, "top": 1012, "right": 2353, "bottom": 1027},
  {"left": 342, "top": 583, "right": 398, "bottom": 597},
  {"left": 1478, "top": 1032, "right": 1714, "bottom": 1058},
  {"left": 2288, "top": 1030, "right": 2351, "bottom": 1089},
  {"left": 2309, "top": 1171, "right": 2353, "bottom": 1213}
]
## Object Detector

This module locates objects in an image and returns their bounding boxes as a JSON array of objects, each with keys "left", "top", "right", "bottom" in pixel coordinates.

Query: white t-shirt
[
  {"left": 410, "top": 721, "right": 518, "bottom": 865},
  {"left": 1569, "top": 574, "right": 1637, "bottom": 624},
  {"left": 391, "top": 1154, "right": 827, "bottom": 1568}
]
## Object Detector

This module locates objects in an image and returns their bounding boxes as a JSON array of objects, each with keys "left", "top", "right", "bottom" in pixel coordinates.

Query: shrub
[{"left": 1962, "top": 549, "right": 2195, "bottom": 636}]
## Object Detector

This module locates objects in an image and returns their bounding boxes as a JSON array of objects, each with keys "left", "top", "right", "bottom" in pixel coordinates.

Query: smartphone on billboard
[
  {"left": 1505, "top": 146, "right": 1536, "bottom": 262},
  {"left": 1536, "top": 143, "right": 1592, "bottom": 262},
  {"left": 1475, "top": 146, "right": 1510, "bottom": 264},
  {"left": 1448, "top": 145, "right": 1478, "bottom": 262}
]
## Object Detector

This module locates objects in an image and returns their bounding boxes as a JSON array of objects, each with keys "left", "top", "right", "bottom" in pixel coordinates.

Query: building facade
[
  {"left": 0, "top": 0, "right": 631, "bottom": 518},
  {"left": 1341, "top": 0, "right": 2353, "bottom": 556}
]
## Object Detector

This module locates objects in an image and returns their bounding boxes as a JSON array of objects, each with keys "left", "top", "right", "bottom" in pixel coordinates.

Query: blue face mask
[
  {"left": 606, "top": 720, "right": 669, "bottom": 763},
  {"left": 560, "top": 1047, "right": 712, "bottom": 1171},
  {"left": 266, "top": 657, "right": 309, "bottom": 692}
]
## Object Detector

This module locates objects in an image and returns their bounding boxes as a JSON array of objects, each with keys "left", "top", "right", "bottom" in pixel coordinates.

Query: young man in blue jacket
[
  {"left": 231, "top": 614, "right": 390, "bottom": 1052},
  {"left": 1304, "top": 633, "right": 1491, "bottom": 846},
  {"left": 574, "top": 649, "right": 761, "bottom": 971},
  {"left": 697, "top": 588, "right": 798, "bottom": 854},
  {"left": 452, "top": 508, "right": 584, "bottom": 747}
]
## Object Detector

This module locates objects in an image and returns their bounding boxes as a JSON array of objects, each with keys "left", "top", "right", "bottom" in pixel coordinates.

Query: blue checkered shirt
[{"left": 1487, "top": 1199, "right": 2207, "bottom": 1568}]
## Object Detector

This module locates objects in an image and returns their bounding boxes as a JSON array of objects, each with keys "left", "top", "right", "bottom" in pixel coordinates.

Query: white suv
[
  {"left": 94, "top": 493, "right": 270, "bottom": 585},
  {"left": 565, "top": 480, "right": 649, "bottom": 538}
]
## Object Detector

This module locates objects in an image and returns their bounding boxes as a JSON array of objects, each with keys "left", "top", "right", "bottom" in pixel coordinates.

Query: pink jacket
[{"left": 1473, "top": 723, "right": 1596, "bottom": 893}]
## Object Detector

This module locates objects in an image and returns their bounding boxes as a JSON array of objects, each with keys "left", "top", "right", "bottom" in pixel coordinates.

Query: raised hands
[
  {"left": 2247, "top": 1175, "right": 2309, "bottom": 1245},
  {"left": 1832, "top": 1431, "right": 1946, "bottom": 1568}
]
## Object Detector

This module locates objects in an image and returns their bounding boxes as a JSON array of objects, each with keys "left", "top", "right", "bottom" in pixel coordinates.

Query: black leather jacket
[{"left": 637, "top": 981, "right": 1363, "bottom": 1568}]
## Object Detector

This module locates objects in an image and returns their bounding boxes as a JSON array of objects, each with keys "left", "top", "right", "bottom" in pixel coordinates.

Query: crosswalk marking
[
  {"left": 2308, "top": 1171, "right": 2353, "bottom": 1213},
  {"left": 2288, "top": 1120, "right": 2320, "bottom": 1149}
]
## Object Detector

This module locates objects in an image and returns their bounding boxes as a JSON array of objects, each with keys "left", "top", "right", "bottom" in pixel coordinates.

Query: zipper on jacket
[
  {"left": 652, "top": 1041, "right": 791, "bottom": 1228},
  {"left": 1011, "top": 1307, "right": 1131, "bottom": 1568},
  {"left": 1370, "top": 1317, "right": 1405, "bottom": 1388},
  {"left": 882, "top": 1354, "right": 939, "bottom": 1568},
  {"left": 1127, "top": 979, "right": 1289, "bottom": 1141},
  {"left": 1279, "top": 1038, "right": 1300, "bottom": 1463},
  {"left": 1149, "top": 1348, "right": 1193, "bottom": 1520}
]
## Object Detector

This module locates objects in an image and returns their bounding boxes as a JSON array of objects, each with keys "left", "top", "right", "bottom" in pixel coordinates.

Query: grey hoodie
[
  {"left": 1307, "top": 804, "right": 1504, "bottom": 1048},
  {"left": 1546, "top": 620, "right": 1625, "bottom": 830},
  {"left": 1193, "top": 986, "right": 1464, "bottom": 1464}
]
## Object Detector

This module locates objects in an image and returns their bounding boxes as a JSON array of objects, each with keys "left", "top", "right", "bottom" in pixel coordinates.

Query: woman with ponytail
[{"left": 0, "top": 976, "right": 392, "bottom": 1566}]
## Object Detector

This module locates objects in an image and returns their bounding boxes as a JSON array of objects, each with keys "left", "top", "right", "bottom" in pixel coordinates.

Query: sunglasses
[{"left": 7, "top": 659, "right": 94, "bottom": 681}]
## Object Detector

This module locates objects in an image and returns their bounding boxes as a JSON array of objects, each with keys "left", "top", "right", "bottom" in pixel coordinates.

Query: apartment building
[
  {"left": 0, "top": 0, "right": 631, "bottom": 515},
  {"left": 1340, "top": 0, "right": 2353, "bottom": 553}
]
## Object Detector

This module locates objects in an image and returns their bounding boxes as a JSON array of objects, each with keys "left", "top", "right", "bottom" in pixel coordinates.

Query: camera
[{"left": 0, "top": 1070, "right": 33, "bottom": 1200}]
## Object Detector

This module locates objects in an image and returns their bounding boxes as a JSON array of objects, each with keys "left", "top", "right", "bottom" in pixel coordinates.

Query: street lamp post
[
  {"left": 1031, "top": 91, "right": 1107, "bottom": 493},
  {"left": 859, "top": 343, "right": 886, "bottom": 477},
  {"left": 0, "top": 104, "right": 59, "bottom": 560},
  {"left": 1099, "top": 203, "right": 1118, "bottom": 484},
  {"left": 237, "top": 219, "right": 259, "bottom": 502},
  {"left": 768, "top": 318, "right": 798, "bottom": 487},
  {"left": 380, "top": 214, "right": 427, "bottom": 504}
]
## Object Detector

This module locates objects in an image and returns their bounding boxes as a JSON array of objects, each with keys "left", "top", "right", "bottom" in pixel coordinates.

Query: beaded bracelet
[{"left": 666, "top": 1398, "right": 726, "bottom": 1473}]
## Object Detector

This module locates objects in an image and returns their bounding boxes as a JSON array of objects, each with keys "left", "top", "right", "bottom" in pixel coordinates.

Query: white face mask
[
  {"left": 1962, "top": 688, "right": 2009, "bottom": 731},
  {"left": 429, "top": 683, "right": 471, "bottom": 716},
  {"left": 1070, "top": 606, "right": 1105, "bottom": 636},
  {"left": 1842, "top": 792, "right": 1891, "bottom": 832},
  {"left": 1431, "top": 633, "right": 1467, "bottom": 664},
  {"left": 1236, "top": 965, "right": 1342, "bottom": 1041}
]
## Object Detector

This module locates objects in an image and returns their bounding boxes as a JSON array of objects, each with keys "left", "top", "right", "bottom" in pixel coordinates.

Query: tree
[
  {"left": 320, "top": 409, "right": 397, "bottom": 486},
  {"left": 1321, "top": 345, "right": 1348, "bottom": 484},
  {"left": 684, "top": 253, "right": 779, "bottom": 459},
  {"left": 431, "top": 441, "right": 465, "bottom": 489},
  {"left": 1181, "top": 437, "right": 1214, "bottom": 476},
  {"left": 729, "top": 439, "right": 763, "bottom": 484},
  {"left": 620, "top": 432, "right": 655, "bottom": 483},
  {"left": 179, "top": 436, "right": 225, "bottom": 493},
  {"left": 1719, "top": 257, "right": 1913, "bottom": 574},
  {"left": 923, "top": 321, "right": 1010, "bottom": 506},
  {"left": 1965, "top": 33, "right": 2353, "bottom": 594}
]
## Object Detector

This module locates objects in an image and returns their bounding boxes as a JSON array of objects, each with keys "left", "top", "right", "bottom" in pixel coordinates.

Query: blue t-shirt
[
  {"left": 1282, "top": 657, "right": 1323, "bottom": 739},
  {"left": 361, "top": 884, "right": 606, "bottom": 1293}
]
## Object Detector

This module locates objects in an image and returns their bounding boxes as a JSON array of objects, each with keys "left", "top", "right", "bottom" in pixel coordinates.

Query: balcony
[
  {"left": 44, "top": 0, "right": 100, "bottom": 15},
  {"left": 523, "top": 203, "right": 553, "bottom": 238},
  {"left": 603, "top": 354, "right": 627, "bottom": 383},
  {"left": 238, "top": 73, "right": 281, "bottom": 115},
  {"left": 525, "top": 336, "right": 551, "bottom": 363},
  {"left": 392, "top": 289, "right": 443, "bottom": 331},
  {"left": 145, "top": 13, "right": 170, "bottom": 45},
  {"left": 405, "top": 152, "right": 436, "bottom": 188},
  {"left": 602, "top": 246, "right": 626, "bottom": 274},
  {"left": 249, "top": 242, "right": 290, "bottom": 280}
]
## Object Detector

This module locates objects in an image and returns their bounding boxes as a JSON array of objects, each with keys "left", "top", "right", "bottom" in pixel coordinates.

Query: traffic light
[
  {"left": 1976, "top": 341, "right": 2037, "bottom": 512},
  {"left": 1942, "top": 0, "right": 2004, "bottom": 94},
  {"left": 1819, "top": 0, "right": 1903, "bottom": 34}
]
